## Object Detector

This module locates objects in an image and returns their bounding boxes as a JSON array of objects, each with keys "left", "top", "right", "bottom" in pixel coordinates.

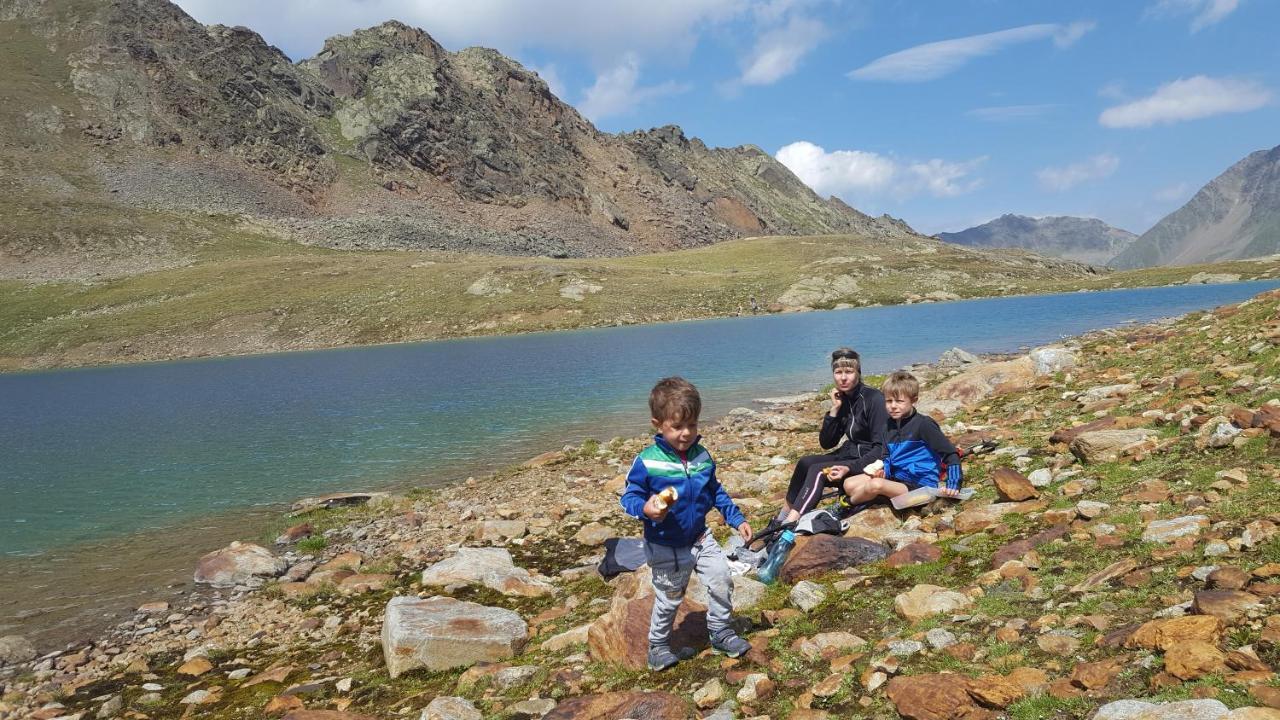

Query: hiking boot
[
  {"left": 710, "top": 629, "right": 751, "bottom": 658},
  {"left": 646, "top": 644, "right": 693, "bottom": 671}
]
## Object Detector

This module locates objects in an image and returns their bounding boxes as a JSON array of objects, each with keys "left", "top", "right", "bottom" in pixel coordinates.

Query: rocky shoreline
[{"left": 1, "top": 291, "right": 1277, "bottom": 720}]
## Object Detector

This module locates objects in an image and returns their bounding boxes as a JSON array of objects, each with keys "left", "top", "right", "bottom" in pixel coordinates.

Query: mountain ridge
[
  {"left": 1112, "top": 144, "right": 1280, "bottom": 268},
  {"left": 937, "top": 214, "right": 1137, "bottom": 266}
]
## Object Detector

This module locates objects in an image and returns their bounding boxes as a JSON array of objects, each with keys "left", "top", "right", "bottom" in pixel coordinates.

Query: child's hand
[
  {"left": 737, "top": 522, "right": 753, "bottom": 543},
  {"left": 643, "top": 494, "right": 669, "bottom": 521},
  {"left": 938, "top": 487, "right": 960, "bottom": 498},
  {"left": 825, "top": 465, "right": 850, "bottom": 481}
]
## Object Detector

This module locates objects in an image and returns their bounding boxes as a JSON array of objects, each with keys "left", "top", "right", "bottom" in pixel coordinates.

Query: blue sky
[{"left": 174, "top": 0, "right": 1279, "bottom": 235}]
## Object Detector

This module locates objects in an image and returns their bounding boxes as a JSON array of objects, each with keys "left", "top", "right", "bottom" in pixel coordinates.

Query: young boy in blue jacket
[
  {"left": 620, "top": 377, "right": 754, "bottom": 671},
  {"left": 831, "top": 370, "right": 963, "bottom": 503}
]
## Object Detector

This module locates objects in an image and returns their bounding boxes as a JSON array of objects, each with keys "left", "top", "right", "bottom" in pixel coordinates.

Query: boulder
[
  {"left": 587, "top": 566, "right": 708, "bottom": 669},
  {"left": 992, "top": 468, "right": 1038, "bottom": 502},
  {"left": 798, "top": 631, "right": 867, "bottom": 660},
  {"left": 1070, "top": 429, "right": 1157, "bottom": 463},
  {"left": 421, "top": 547, "right": 553, "bottom": 597},
  {"left": 194, "top": 541, "right": 286, "bottom": 587},
  {"left": 381, "top": 596, "right": 528, "bottom": 677},
  {"left": 572, "top": 522, "right": 612, "bottom": 546},
  {"left": 885, "top": 673, "right": 993, "bottom": 720},
  {"left": 1143, "top": 516, "right": 1210, "bottom": 543},
  {"left": 782, "top": 534, "right": 889, "bottom": 582},
  {"left": 541, "top": 692, "right": 688, "bottom": 720},
  {"left": 687, "top": 574, "right": 766, "bottom": 613},
  {"left": 1193, "top": 590, "right": 1262, "bottom": 624},
  {"left": 843, "top": 506, "right": 902, "bottom": 543},
  {"left": 1124, "top": 615, "right": 1224, "bottom": 651},
  {"left": 920, "top": 357, "right": 1035, "bottom": 408},
  {"left": 990, "top": 524, "right": 1069, "bottom": 568},
  {"left": 968, "top": 674, "right": 1025, "bottom": 708},
  {"left": 1030, "top": 346, "right": 1076, "bottom": 376},
  {"left": 895, "top": 584, "right": 974, "bottom": 622},
  {"left": 290, "top": 492, "right": 391, "bottom": 514},
  {"left": 420, "top": 696, "right": 482, "bottom": 720},
  {"left": 0, "top": 635, "right": 37, "bottom": 666},
  {"left": 791, "top": 581, "right": 828, "bottom": 611},
  {"left": 1165, "top": 640, "right": 1228, "bottom": 680},
  {"left": 1072, "top": 559, "right": 1140, "bottom": 593},
  {"left": 475, "top": 520, "right": 527, "bottom": 542}
]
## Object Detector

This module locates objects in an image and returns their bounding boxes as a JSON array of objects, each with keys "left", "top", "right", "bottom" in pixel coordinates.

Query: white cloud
[
  {"left": 848, "top": 21, "right": 1095, "bottom": 82},
  {"left": 1146, "top": 0, "right": 1241, "bottom": 32},
  {"left": 966, "top": 104, "right": 1058, "bottom": 122},
  {"left": 738, "top": 15, "right": 828, "bottom": 86},
  {"left": 577, "top": 55, "right": 691, "bottom": 121},
  {"left": 1036, "top": 153, "right": 1119, "bottom": 191},
  {"left": 775, "top": 141, "right": 984, "bottom": 202},
  {"left": 1099, "top": 75, "right": 1271, "bottom": 128},
  {"left": 173, "top": 0, "right": 749, "bottom": 62}
]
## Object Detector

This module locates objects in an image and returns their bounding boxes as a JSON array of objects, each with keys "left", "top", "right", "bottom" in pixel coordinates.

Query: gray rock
[
  {"left": 1142, "top": 516, "right": 1210, "bottom": 543},
  {"left": 420, "top": 695, "right": 482, "bottom": 720},
  {"left": 925, "top": 628, "right": 957, "bottom": 650},
  {"left": 507, "top": 698, "right": 556, "bottom": 719},
  {"left": 939, "top": 347, "right": 979, "bottom": 366},
  {"left": 1206, "top": 423, "right": 1241, "bottom": 448},
  {"left": 688, "top": 574, "right": 767, "bottom": 613},
  {"left": 1030, "top": 347, "right": 1077, "bottom": 375},
  {"left": 1092, "top": 698, "right": 1228, "bottom": 720},
  {"left": 1070, "top": 429, "right": 1156, "bottom": 463},
  {"left": 888, "top": 639, "right": 924, "bottom": 657},
  {"left": 1028, "top": 468, "right": 1055, "bottom": 487},
  {"left": 0, "top": 635, "right": 37, "bottom": 666},
  {"left": 421, "top": 547, "right": 553, "bottom": 597},
  {"left": 790, "top": 581, "right": 828, "bottom": 612},
  {"left": 382, "top": 596, "right": 528, "bottom": 677}
]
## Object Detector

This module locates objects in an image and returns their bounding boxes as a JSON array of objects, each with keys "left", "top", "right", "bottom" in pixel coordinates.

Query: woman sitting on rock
[{"left": 765, "top": 348, "right": 888, "bottom": 532}]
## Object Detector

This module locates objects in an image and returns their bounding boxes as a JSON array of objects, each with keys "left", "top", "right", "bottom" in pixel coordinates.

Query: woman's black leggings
[{"left": 785, "top": 454, "right": 847, "bottom": 516}]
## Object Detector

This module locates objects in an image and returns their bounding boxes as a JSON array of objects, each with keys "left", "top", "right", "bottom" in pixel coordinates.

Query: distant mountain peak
[
  {"left": 1111, "top": 143, "right": 1280, "bottom": 268},
  {"left": 938, "top": 215, "right": 1136, "bottom": 266}
]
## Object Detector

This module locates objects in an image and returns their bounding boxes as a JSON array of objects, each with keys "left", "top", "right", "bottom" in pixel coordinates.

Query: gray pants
[{"left": 645, "top": 531, "right": 733, "bottom": 647}]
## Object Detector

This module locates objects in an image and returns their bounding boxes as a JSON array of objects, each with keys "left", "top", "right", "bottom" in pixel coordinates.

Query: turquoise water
[{"left": 3, "top": 281, "right": 1277, "bottom": 559}]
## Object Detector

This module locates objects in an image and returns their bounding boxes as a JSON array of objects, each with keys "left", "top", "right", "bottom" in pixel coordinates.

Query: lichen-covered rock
[
  {"left": 381, "top": 596, "right": 528, "bottom": 677},
  {"left": 1070, "top": 429, "right": 1157, "bottom": 463}
]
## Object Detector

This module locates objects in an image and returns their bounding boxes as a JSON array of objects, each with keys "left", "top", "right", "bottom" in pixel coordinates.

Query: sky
[{"left": 173, "top": 0, "right": 1279, "bottom": 236}]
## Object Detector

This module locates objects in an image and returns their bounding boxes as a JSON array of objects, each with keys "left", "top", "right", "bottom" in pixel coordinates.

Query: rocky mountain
[
  {"left": 1111, "top": 144, "right": 1280, "bottom": 268},
  {"left": 938, "top": 214, "right": 1137, "bottom": 266},
  {"left": 0, "top": 0, "right": 914, "bottom": 273}
]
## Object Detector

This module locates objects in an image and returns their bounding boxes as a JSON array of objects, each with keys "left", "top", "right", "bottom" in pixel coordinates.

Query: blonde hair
[
  {"left": 830, "top": 347, "right": 860, "bottom": 372},
  {"left": 882, "top": 371, "right": 919, "bottom": 401},
  {"left": 649, "top": 376, "right": 701, "bottom": 423}
]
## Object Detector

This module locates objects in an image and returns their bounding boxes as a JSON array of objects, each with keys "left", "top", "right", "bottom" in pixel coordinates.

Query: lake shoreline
[{"left": 3, "top": 267, "right": 1278, "bottom": 375}]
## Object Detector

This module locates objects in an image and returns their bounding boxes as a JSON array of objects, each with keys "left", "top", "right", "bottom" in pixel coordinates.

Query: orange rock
[
  {"left": 968, "top": 674, "right": 1024, "bottom": 708},
  {"left": 1124, "top": 615, "right": 1224, "bottom": 651},
  {"left": 1070, "top": 658, "right": 1122, "bottom": 690},
  {"left": 1165, "top": 640, "right": 1228, "bottom": 680},
  {"left": 177, "top": 657, "right": 213, "bottom": 677},
  {"left": 265, "top": 695, "right": 305, "bottom": 714}
]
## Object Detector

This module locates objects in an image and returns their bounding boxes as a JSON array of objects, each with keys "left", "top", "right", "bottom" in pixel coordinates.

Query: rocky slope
[
  {"left": 2, "top": 289, "right": 1277, "bottom": 719},
  {"left": 939, "top": 215, "right": 1138, "bottom": 267},
  {"left": 0, "top": 0, "right": 908, "bottom": 275},
  {"left": 1113, "top": 145, "right": 1280, "bottom": 269}
]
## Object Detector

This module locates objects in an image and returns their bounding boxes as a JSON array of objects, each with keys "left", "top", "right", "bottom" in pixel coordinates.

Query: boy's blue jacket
[
  {"left": 620, "top": 434, "right": 746, "bottom": 547},
  {"left": 885, "top": 409, "right": 964, "bottom": 490}
]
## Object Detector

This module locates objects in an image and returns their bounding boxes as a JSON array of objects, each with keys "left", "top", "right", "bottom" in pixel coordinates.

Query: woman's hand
[
  {"left": 737, "top": 522, "right": 753, "bottom": 543},
  {"left": 643, "top": 495, "right": 669, "bottom": 521},
  {"left": 828, "top": 387, "right": 843, "bottom": 415},
  {"left": 824, "top": 465, "right": 850, "bottom": 481}
]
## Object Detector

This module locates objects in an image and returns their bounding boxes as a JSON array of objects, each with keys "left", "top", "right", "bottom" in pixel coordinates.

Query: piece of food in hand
[
  {"left": 653, "top": 486, "right": 679, "bottom": 510},
  {"left": 864, "top": 460, "right": 884, "bottom": 476}
]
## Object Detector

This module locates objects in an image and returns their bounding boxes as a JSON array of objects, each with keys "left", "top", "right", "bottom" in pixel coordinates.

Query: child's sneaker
[
  {"left": 646, "top": 644, "right": 694, "bottom": 671},
  {"left": 709, "top": 629, "right": 751, "bottom": 658}
]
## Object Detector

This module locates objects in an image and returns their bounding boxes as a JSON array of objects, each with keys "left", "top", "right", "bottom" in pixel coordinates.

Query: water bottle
[{"left": 757, "top": 529, "right": 795, "bottom": 585}]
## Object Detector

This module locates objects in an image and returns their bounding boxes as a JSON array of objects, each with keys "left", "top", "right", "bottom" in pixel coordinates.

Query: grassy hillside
[{"left": 2, "top": 227, "right": 1278, "bottom": 372}]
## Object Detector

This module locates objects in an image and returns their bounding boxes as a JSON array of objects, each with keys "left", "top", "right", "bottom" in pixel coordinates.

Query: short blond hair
[
  {"left": 649, "top": 376, "right": 701, "bottom": 423},
  {"left": 882, "top": 371, "right": 919, "bottom": 401}
]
